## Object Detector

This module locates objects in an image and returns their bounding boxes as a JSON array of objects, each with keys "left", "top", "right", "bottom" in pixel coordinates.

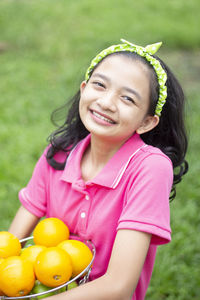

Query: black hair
[{"left": 46, "top": 51, "right": 188, "bottom": 201}]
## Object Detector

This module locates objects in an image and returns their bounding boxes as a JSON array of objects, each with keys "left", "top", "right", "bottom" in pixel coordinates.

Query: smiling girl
[{"left": 9, "top": 39, "right": 188, "bottom": 299}]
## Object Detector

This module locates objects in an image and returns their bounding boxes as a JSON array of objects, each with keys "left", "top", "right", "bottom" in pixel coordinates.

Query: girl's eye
[
  {"left": 92, "top": 81, "right": 105, "bottom": 88},
  {"left": 122, "top": 95, "right": 135, "bottom": 104}
]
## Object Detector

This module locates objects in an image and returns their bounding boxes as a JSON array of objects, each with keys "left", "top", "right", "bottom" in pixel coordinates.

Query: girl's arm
[
  {"left": 8, "top": 205, "right": 39, "bottom": 239},
  {"left": 46, "top": 229, "right": 151, "bottom": 300}
]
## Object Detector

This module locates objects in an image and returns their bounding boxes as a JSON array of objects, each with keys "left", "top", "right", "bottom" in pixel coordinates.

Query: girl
[{"left": 9, "top": 39, "right": 188, "bottom": 300}]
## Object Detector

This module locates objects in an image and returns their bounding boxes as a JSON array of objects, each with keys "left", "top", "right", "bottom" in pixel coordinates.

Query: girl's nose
[{"left": 96, "top": 92, "right": 117, "bottom": 112}]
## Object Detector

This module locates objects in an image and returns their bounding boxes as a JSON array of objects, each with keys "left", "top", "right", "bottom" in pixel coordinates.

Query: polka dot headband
[{"left": 85, "top": 39, "right": 167, "bottom": 117}]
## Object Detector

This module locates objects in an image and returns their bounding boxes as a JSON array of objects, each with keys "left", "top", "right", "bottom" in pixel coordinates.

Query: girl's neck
[{"left": 81, "top": 135, "right": 124, "bottom": 182}]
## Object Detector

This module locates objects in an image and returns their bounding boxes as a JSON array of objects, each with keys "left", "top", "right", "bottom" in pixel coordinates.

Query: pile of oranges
[{"left": 0, "top": 218, "right": 93, "bottom": 298}]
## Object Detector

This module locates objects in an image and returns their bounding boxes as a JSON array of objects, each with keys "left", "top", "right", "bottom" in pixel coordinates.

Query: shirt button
[
  {"left": 81, "top": 212, "right": 86, "bottom": 218},
  {"left": 85, "top": 195, "right": 89, "bottom": 200}
]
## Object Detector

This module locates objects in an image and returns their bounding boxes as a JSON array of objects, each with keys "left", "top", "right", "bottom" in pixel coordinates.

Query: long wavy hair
[{"left": 46, "top": 51, "right": 188, "bottom": 200}]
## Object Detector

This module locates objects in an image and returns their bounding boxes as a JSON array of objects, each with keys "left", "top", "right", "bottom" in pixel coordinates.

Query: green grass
[{"left": 0, "top": 0, "right": 200, "bottom": 298}]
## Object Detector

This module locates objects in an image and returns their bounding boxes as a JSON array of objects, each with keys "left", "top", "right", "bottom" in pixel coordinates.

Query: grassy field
[{"left": 0, "top": 0, "right": 200, "bottom": 299}]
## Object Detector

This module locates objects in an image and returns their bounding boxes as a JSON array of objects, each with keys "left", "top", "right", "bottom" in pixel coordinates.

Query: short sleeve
[
  {"left": 18, "top": 148, "right": 49, "bottom": 218},
  {"left": 117, "top": 153, "right": 173, "bottom": 245}
]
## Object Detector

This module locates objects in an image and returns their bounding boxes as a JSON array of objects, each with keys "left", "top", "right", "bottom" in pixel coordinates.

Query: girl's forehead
[{"left": 92, "top": 54, "right": 150, "bottom": 81}]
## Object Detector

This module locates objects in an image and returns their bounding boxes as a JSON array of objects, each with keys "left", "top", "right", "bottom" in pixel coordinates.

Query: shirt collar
[{"left": 60, "top": 133, "right": 145, "bottom": 189}]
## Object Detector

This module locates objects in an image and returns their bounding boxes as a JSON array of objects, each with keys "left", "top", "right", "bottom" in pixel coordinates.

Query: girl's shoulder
[
  {"left": 137, "top": 144, "right": 173, "bottom": 175},
  {"left": 123, "top": 144, "right": 174, "bottom": 191},
  {"left": 142, "top": 144, "right": 172, "bottom": 162}
]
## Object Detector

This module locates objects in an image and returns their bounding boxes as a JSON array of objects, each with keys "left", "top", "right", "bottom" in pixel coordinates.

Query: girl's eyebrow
[
  {"left": 92, "top": 72, "right": 141, "bottom": 100},
  {"left": 92, "top": 73, "right": 110, "bottom": 81}
]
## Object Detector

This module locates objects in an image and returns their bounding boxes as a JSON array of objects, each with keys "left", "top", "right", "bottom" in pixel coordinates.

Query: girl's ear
[
  {"left": 80, "top": 81, "right": 87, "bottom": 94},
  {"left": 136, "top": 115, "right": 159, "bottom": 135}
]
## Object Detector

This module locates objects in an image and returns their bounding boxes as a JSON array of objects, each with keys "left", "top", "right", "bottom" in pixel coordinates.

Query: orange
[
  {"left": 0, "top": 256, "right": 35, "bottom": 297},
  {"left": 0, "top": 288, "right": 4, "bottom": 296},
  {"left": 0, "top": 258, "right": 5, "bottom": 296},
  {"left": 21, "top": 245, "right": 46, "bottom": 265},
  {"left": 0, "top": 257, "right": 4, "bottom": 264},
  {"left": 58, "top": 239, "right": 93, "bottom": 277},
  {"left": 34, "top": 247, "right": 72, "bottom": 287},
  {"left": 0, "top": 231, "right": 21, "bottom": 258},
  {"left": 33, "top": 218, "right": 70, "bottom": 247}
]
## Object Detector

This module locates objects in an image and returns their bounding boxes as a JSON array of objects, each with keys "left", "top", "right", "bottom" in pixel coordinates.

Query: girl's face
[{"left": 79, "top": 54, "right": 159, "bottom": 145}]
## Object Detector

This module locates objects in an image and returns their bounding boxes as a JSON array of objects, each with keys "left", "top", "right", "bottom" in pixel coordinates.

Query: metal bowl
[{"left": 1, "top": 236, "right": 96, "bottom": 300}]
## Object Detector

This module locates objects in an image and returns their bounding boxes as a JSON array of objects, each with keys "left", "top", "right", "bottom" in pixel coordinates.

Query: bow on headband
[
  {"left": 85, "top": 39, "right": 167, "bottom": 116},
  {"left": 120, "top": 39, "right": 162, "bottom": 55}
]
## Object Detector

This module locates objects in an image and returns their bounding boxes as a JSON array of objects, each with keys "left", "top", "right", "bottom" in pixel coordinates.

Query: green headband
[{"left": 85, "top": 39, "right": 167, "bottom": 116}]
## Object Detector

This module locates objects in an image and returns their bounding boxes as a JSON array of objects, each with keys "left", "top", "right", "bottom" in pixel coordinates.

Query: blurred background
[{"left": 0, "top": 0, "right": 199, "bottom": 298}]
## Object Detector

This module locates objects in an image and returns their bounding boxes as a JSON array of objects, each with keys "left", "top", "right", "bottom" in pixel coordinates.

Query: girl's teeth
[{"left": 92, "top": 111, "right": 114, "bottom": 124}]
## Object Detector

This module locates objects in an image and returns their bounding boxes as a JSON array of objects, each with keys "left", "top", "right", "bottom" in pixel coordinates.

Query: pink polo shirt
[{"left": 19, "top": 133, "right": 173, "bottom": 300}]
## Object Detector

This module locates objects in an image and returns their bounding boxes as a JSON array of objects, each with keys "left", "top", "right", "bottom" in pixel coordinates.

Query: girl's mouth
[{"left": 90, "top": 110, "right": 116, "bottom": 124}]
